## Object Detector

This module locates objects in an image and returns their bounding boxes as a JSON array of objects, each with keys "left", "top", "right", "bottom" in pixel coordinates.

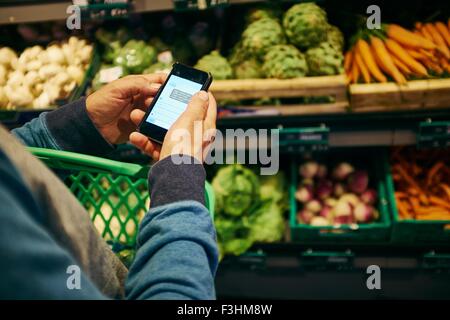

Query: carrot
[
  {"left": 395, "top": 191, "right": 408, "bottom": 198},
  {"left": 403, "top": 47, "right": 425, "bottom": 60},
  {"left": 354, "top": 48, "right": 371, "bottom": 83},
  {"left": 415, "top": 22, "right": 422, "bottom": 30},
  {"left": 435, "top": 21, "right": 450, "bottom": 47},
  {"left": 424, "top": 23, "right": 450, "bottom": 59},
  {"left": 419, "top": 25, "right": 435, "bottom": 42},
  {"left": 421, "top": 57, "right": 444, "bottom": 75},
  {"left": 419, "top": 48, "right": 438, "bottom": 62},
  {"left": 417, "top": 213, "right": 450, "bottom": 220},
  {"left": 386, "top": 24, "right": 437, "bottom": 50},
  {"left": 356, "top": 39, "right": 387, "bottom": 82},
  {"left": 427, "top": 162, "right": 444, "bottom": 185},
  {"left": 419, "top": 194, "right": 430, "bottom": 206},
  {"left": 385, "top": 39, "right": 429, "bottom": 77},
  {"left": 370, "top": 36, "right": 406, "bottom": 84},
  {"left": 344, "top": 49, "right": 354, "bottom": 73},
  {"left": 429, "top": 196, "right": 450, "bottom": 210},
  {"left": 440, "top": 184, "right": 450, "bottom": 200},
  {"left": 391, "top": 54, "right": 412, "bottom": 75},
  {"left": 396, "top": 198, "right": 411, "bottom": 218},
  {"left": 440, "top": 57, "right": 450, "bottom": 73},
  {"left": 351, "top": 55, "right": 360, "bottom": 83}
]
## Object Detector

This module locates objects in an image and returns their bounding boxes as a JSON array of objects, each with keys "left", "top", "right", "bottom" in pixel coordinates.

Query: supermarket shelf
[
  {"left": 216, "top": 243, "right": 450, "bottom": 299},
  {"left": 0, "top": 0, "right": 264, "bottom": 24}
]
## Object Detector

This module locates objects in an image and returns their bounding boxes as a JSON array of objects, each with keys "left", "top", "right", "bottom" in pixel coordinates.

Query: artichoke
[
  {"left": 212, "top": 164, "right": 260, "bottom": 217},
  {"left": 194, "top": 50, "right": 233, "bottom": 80},
  {"left": 262, "top": 44, "right": 308, "bottom": 79},
  {"left": 246, "top": 6, "right": 281, "bottom": 24},
  {"left": 305, "top": 41, "right": 344, "bottom": 76},
  {"left": 326, "top": 24, "right": 344, "bottom": 50},
  {"left": 228, "top": 41, "right": 251, "bottom": 67},
  {"left": 242, "top": 18, "right": 286, "bottom": 57},
  {"left": 283, "top": 3, "right": 328, "bottom": 49},
  {"left": 233, "top": 58, "right": 263, "bottom": 79},
  {"left": 143, "top": 62, "right": 171, "bottom": 74},
  {"left": 114, "top": 40, "right": 156, "bottom": 74}
]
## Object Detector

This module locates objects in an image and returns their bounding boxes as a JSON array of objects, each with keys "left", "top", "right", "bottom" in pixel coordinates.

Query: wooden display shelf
[
  {"left": 350, "top": 78, "right": 450, "bottom": 112},
  {"left": 211, "top": 75, "right": 349, "bottom": 116}
]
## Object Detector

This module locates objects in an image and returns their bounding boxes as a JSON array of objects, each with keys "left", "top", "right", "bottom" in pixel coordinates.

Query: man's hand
[
  {"left": 85, "top": 73, "right": 167, "bottom": 145},
  {"left": 129, "top": 90, "right": 217, "bottom": 163}
]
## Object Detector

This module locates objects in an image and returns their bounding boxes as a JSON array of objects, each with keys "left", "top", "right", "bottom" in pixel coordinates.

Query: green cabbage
[
  {"left": 212, "top": 164, "right": 260, "bottom": 217},
  {"left": 212, "top": 165, "right": 287, "bottom": 258}
]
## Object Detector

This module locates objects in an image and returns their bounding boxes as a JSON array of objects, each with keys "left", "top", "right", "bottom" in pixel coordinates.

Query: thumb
[{"left": 183, "top": 91, "right": 209, "bottom": 121}]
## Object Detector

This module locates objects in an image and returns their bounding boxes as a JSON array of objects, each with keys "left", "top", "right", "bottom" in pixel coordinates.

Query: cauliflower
[
  {"left": 4, "top": 85, "right": 33, "bottom": 108},
  {"left": 32, "top": 91, "right": 51, "bottom": 109},
  {"left": 38, "top": 63, "right": 63, "bottom": 79},
  {"left": 0, "top": 65, "right": 8, "bottom": 86},
  {"left": 0, "top": 86, "right": 9, "bottom": 108},
  {"left": 67, "top": 65, "right": 84, "bottom": 84},
  {"left": 0, "top": 47, "right": 18, "bottom": 69},
  {"left": 7, "top": 70, "right": 26, "bottom": 87},
  {"left": 46, "top": 45, "right": 66, "bottom": 65}
]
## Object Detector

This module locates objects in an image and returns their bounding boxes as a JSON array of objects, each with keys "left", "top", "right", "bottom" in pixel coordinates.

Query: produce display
[
  {"left": 0, "top": 37, "right": 92, "bottom": 110},
  {"left": 194, "top": 50, "right": 233, "bottom": 80},
  {"left": 212, "top": 165, "right": 288, "bottom": 258},
  {"left": 345, "top": 21, "right": 450, "bottom": 84},
  {"left": 391, "top": 147, "right": 450, "bottom": 221},
  {"left": 91, "top": 28, "right": 169, "bottom": 92},
  {"left": 195, "top": 3, "right": 344, "bottom": 80},
  {"left": 295, "top": 161, "right": 379, "bottom": 226}
]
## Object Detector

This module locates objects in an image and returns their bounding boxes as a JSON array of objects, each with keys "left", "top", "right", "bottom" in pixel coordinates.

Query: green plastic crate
[
  {"left": 289, "top": 149, "right": 391, "bottom": 244},
  {"left": 28, "top": 147, "right": 215, "bottom": 248},
  {"left": 384, "top": 157, "right": 450, "bottom": 244}
]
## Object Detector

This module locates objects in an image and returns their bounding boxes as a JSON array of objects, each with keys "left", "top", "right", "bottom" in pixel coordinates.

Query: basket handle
[{"left": 28, "top": 147, "right": 148, "bottom": 178}]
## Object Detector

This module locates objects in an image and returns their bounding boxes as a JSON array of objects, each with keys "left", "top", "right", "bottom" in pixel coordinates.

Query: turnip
[
  {"left": 348, "top": 170, "right": 369, "bottom": 194},
  {"left": 299, "top": 161, "right": 319, "bottom": 179},
  {"left": 354, "top": 203, "right": 375, "bottom": 223},
  {"left": 316, "top": 179, "right": 333, "bottom": 200},
  {"left": 317, "top": 164, "right": 328, "bottom": 179},
  {"left": 295, "top": 185, "right": 313, "bottom": 203},
  {"left": 305, "top": 199, "right": 322, "bottom": 213},
  {"left": 332, "top": 200, "right": 353, "bottom": 224},
  {"left": 339, "top": 193, "right": 360, "bottom": 208},
  {"left": 324, "top": 197, "right": 338, "bottom": 208},
  {"left": 333, "top": 183, "right": 346, "bottom": 197},
  {"left": 297, "top": 209, "right": 315, "bottom": 224},
  {"left": 361, "top": 189, "right": 377, "bottom": 205},
  {"left": 319, "top": 206, "right": 333, "bottom": 221},
  {"left": 310, "top": 216, "right": 330, "bottom": 227},
  {"left": 332, "top": 162, "right": 354, "bottom": 181}
]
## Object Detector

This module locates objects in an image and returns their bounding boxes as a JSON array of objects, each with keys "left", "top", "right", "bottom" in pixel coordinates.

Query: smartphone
[{"left": 138, "top": 62, "right": 213, "bottom": 144}]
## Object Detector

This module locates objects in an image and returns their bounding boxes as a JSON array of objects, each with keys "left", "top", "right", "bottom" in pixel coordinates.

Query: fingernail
[
  {"left": 150, "top": 83, "right": 161, "bottom": 89},
  {"left": 197, "top": 91, "right": 209, "bottom": 101}
]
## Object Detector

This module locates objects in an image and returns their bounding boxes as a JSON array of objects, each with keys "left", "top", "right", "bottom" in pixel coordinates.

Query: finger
[
  {"left": 129, "top": 132, "right": 161, "bottom": 159},
  {"left": 142, "top": 73, "right": 168, "bottom": 85},
  {"left": 117, "top": 75, "right": 162, "bottom": 99},
  {"left": 204, "top": 92, "right": 217, "bottom": 131},
  {"left": 130, "top": 109, "right": 146, "bottom": 127},
  {"left": 183, "top": 91, "right": 209, "bottom": 121}
]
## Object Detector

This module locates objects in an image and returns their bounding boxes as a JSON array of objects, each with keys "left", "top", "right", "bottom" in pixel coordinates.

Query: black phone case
[{"left": 138, "top": 63, "right": 213, "bottom": 144}]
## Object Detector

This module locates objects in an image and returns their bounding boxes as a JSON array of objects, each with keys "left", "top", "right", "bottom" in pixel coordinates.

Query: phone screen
[{"left": 145, "top": 74, "right": 203, "bottom": 130}]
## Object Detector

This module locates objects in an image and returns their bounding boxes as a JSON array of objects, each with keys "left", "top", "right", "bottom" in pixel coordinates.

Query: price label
[
  {"left": 417, "top": 121, "right": 450, "bottom": 149},
  {"left": 278, "top": 127, "right": 329, "bottom": 153},
  {"left": 99, "top": 66, "right": 123, "bottom": 83},
  {"left": 173, "top": 0, "right": 229, "bottom": 11}
]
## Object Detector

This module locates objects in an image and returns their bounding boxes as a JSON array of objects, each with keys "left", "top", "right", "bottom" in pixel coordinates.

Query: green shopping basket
[{"left": 28, "top": 147, "right": 215, "bottom": 248}]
